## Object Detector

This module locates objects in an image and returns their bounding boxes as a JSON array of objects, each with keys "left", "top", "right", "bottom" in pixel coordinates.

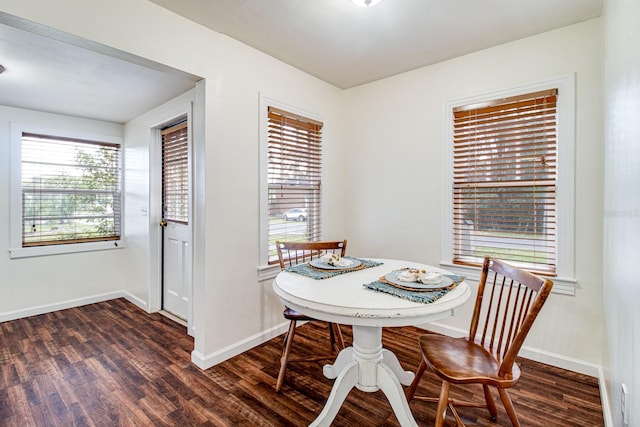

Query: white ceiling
[
  {"left": 0, "top": 1, "right": 602, "bottom": 123},
  {"left": 148, "top": 0, "right": 603, "bottom": 89},
  {"left": 0, "top": 14, "right": 200, "bottom": 124}
]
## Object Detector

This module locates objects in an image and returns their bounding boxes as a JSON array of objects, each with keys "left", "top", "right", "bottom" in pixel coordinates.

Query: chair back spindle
[
  {"left": 276, "top": 240, "right": 347, "bottom": 268},
  {"left": 470, "top": 257, "right": 553, "bottom": 378}
]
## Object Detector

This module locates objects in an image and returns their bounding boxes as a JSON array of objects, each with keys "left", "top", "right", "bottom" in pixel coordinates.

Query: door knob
[{"left": 159, "top": 220, "right": 167, "bottom": 227}]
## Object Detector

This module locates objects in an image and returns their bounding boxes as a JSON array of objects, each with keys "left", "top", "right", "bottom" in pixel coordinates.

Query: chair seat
[
  {"left": 420, "top": 333, "right": 521, "bottom": 388},
  {"left": 283, "top": 307, "right": 314, "bottom": 321}
]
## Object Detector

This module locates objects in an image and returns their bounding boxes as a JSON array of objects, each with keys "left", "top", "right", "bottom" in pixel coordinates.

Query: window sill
[
  {"left": 438, "top": 261, "right": 576, "bottom": 296},
  {"left": 9, "top": 240, "right": 124, "bottom": 259},
  {"left": 257, "top": 263, "right": 281, "bottom": 282}
]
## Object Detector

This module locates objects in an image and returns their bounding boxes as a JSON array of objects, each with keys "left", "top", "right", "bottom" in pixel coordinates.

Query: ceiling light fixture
[
  {"left": 0, "top": 64, "right": 5, "bottom": 75},
  {"left": 352, "top": 0, "right": 382, "bottom": 7}
]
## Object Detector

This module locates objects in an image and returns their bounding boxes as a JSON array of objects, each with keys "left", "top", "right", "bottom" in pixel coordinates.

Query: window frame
[
  {"left": 258, "top": 95, "right": 326, "bottom": 280},
  {"left": 9, "top": 122, "right": 124, "bottom": 259},
  {"left": 440, "top": 74, "right": 576, "bottom": 294}
]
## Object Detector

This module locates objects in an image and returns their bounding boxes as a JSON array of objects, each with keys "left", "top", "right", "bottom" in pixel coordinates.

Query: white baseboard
[
  {"left": 598, "top": 366, "right": 613, "bottom": 427},
  {"left": 122, "top": 291, "right": 149, "bottom": 312},
  {"left": 191, "top": 321, "right": 290, "bottom": 370},
  {"left": 517, "top": 345, "right": 600, "bottom": 377},
  {"left": 416, "top": 321, "right": 600, "bottom": 377},
  {"left": 0, "top": 291, "right": 126, "bottom": 322}
]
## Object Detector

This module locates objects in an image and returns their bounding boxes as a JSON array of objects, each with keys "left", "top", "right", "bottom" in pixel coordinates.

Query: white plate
[
  {"left": 383, "top": 271, "right": 453, "bottom": 290},
  {"left": 309, "top": 257, "right": 362, "bottom": 270}
]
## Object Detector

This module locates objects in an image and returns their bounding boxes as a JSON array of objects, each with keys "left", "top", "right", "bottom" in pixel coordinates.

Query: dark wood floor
[{"left": 0, "top": 298, "right": 603, "bottom": 426}]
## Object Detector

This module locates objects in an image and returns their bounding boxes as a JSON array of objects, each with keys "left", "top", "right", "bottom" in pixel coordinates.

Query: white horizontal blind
[
  {"left": 21, "top": 133, "right": 122, "bottom": 247},
  {"left": 162, "top": 121, "right": 189, "bottom": 224},
  {"left": 452, "top": 89, "right": 557, "bottom": 275},
  {"left": 267, "top": 106, "right": 323, "bottom": 264}
]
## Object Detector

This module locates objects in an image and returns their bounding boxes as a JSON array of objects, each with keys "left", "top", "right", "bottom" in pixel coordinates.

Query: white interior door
[
  {"left": 162, "top": 220, "right": 190, "bottom": 319},
  {"left": 160, "top": 121, "right": 191, "bottom": 321}
]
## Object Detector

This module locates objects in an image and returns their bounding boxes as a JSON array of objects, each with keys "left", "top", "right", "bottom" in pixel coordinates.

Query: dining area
[{"left": 271, "top": 240, "right": 555, "bottom": 426}]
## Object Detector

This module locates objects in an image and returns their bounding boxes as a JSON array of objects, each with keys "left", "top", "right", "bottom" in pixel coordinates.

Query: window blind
[
  {"left": 267, "top": 106, "right": 323, "bottom": 264},
  {"left": 162, "top": 121, "right": 189, "bottom": 224},
  {"left": 452, "top": 89, "right": 557, "bottom": 275},
  {"left": 21, "top": 133, "right": 122, "bottom": 247}
]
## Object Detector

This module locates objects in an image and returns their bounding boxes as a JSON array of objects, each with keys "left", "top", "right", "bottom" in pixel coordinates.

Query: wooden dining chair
[
  {"left": 405, "top": 256, "right": 554, "bottom": 426},
  {"left": 274, "top": 240, "right": 348, "bottom": 392}
]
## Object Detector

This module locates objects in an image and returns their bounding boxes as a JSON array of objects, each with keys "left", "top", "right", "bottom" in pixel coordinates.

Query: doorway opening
[{"left": 158, "top": 117, "right": 192, "bottom": 325}]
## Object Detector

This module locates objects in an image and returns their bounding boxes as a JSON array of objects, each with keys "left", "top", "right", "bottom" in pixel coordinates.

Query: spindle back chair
[
  {"left": 406, "top": 256, "right": 554, "bottom": 426},
  {"left": 274, "top": 240, "right": 347, "bottom": 392}
]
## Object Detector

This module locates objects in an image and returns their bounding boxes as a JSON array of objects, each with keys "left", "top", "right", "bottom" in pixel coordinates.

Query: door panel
[{"left": 163, "top": 221, "right": 190, "bottom": 319}]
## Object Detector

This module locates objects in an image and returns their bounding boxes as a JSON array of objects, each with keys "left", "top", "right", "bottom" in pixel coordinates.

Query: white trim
[
  {"left": 191, "top": 321, "right": 291, "bottom": 370},
  {"left": 148, "top": 125, "right": 163, "bottom": 313},
  {"left": 518, "top": 345, "right": 600, "bottom": 377},
  {"left": 146, "top": 102, "right": 194, "bottom": 335},
  {"left": 9, "top": 240, "right": 124, "bottom": 259},
  {"left": 9, "top": 122, "right": 124, "bottom": 258},
  {"left": 185, "top": 104, "right": 194, "bottom": 335},
  {"left": 189, "top": 349, "right": 209, "bottom": 369},
  {"left": 441, "top": 74, "right": 576, "bottom": 294},
  {"left": 191, "top": 80, "right": 206, "bottom": 339},
  {"left": 0, "top": 290, "right": 146, "bottom": 323},
  {"left": 0, "top": 291, "right": 129, "bottom": 323},
  {"left": 258, "top": 263, "right": 281, "bottom": 281},
  {"left": 10, "top": 123, "right": 23, "bottom": 250},
  {"left": 122, "top": 291, "right": 149, "bottom": 311},
  {"left": 257, "top": 94, "right": 328, "bottom": 270},
  {"left": 599, "top": 366, "right": 614, "bottom": 427}
]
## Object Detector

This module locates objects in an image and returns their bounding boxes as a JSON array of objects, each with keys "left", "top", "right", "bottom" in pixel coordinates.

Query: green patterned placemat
[
  {"left": 363, "top": 274, "right": 465, "bottom": 304},
  {"left": 284, "top": 257, "right": 383, "bottom": 280}
]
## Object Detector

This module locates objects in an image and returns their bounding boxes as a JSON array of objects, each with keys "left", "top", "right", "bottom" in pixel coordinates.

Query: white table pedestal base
[{"left": 310, "top": 325, "right": 418, "bottom": 427}]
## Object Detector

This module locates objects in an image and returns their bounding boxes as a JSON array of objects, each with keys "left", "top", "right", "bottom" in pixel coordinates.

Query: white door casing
[{"left": 148, "top": 100, "right": 194, "bottom": 334}]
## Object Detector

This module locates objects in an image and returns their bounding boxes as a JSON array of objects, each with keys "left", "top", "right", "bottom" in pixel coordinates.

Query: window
[
  {"left": 162, "top": 121, "right": 189, "bottom": 224},
  {"left": 452, "top": 89, "right": 557, "bottom": 275},
  {"left": 441, "top": 75, "right": 576, "bottom": 294},
  {"left": 10, "top": 124, "right": 123, "bottom": 258},
  {"left": 262, "top": 104, "right": 323, "bottom": 266}
]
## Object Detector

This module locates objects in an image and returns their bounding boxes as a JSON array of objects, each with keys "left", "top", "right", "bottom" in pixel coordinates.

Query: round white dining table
[{"left": 272, "top": 258, "right": 471, "bottom": 427}]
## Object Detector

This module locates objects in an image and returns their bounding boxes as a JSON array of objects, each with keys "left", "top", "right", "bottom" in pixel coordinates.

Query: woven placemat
[
  {"left": 363, "top": 274, "right": 465, "bottom": 304},
  {"left": 284, "top": 257, "right": 383, "bottom": 280}
]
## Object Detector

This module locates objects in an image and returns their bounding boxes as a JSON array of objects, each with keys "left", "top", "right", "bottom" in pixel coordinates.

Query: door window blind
[
  {"left": 21, "top": 133, "right": 122, "bottom": 247},
  {"left": 267, "top": 106, "right": 323, "bottom": 264},
  {"left": 452, "top": 89, "right": 557, "bottom": 275},
  {"left": 162, "top": 121, "right": 189, "bottom": 224}
]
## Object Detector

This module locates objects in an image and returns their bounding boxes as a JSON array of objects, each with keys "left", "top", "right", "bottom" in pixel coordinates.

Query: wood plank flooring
[{"left": 0, "top": 298, "right": 604, "bottom": 426}]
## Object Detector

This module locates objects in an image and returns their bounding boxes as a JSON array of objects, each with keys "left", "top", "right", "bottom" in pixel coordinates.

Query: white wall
[
  {"left": 0, "top": 105, "right": 126, "bottom": 319},
  {"left": 344, "top": 19, "right": 605, "bottom": 370},
  {"left": 0, "top": 0, "right": 346, "bottom": 366},
  {"left": 602, "top": 0, "right": 640, "bottom": 425}
]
